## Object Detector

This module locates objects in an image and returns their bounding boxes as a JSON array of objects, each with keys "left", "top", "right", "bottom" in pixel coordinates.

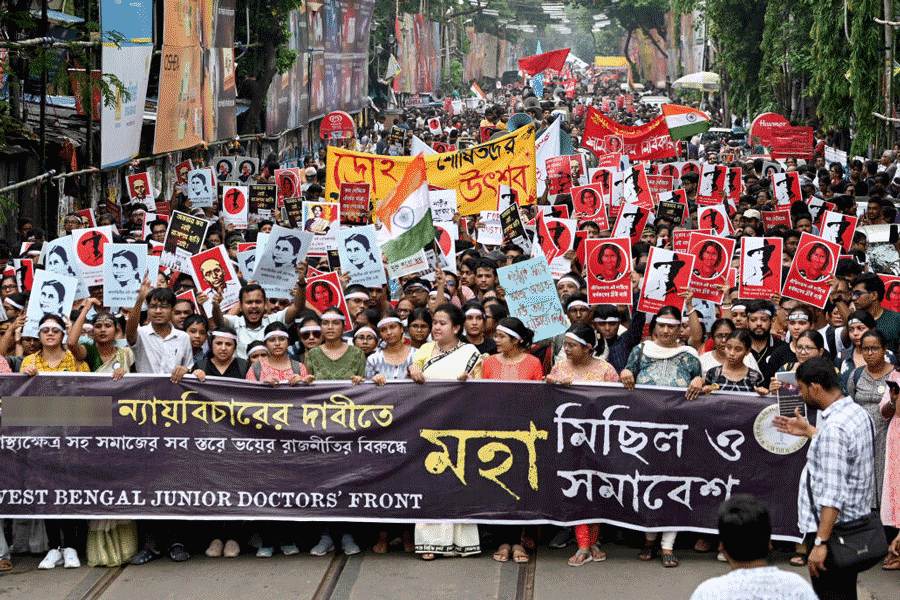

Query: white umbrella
[{"left": 671, "top": 72, "right": 721, "bottom": 91}]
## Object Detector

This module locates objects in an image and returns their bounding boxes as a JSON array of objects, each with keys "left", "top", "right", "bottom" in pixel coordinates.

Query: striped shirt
[{"left": 797, "top": 396, "right": 875, "bottom": 534}]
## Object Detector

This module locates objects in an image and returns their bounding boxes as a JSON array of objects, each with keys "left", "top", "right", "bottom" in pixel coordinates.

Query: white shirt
[
  {"left": 224, "top": 308, "right": 288, "bottom": 359},
  {"left": 132, "top": 324, "right": 193, "bottom": 374},
  {"left": 689, "top": 566, "right": 817, "bottom": 600}
]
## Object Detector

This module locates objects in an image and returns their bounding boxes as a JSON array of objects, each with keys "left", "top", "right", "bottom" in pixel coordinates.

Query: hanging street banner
[
  {"left": 325, "top": 126, "right": 537, "bottom": 216},
  {"left": 0, "top": 376, "right": 809, "bottom": 540},
  {"left": 582, "top": 108, "right": 677, "bottom": 161}
]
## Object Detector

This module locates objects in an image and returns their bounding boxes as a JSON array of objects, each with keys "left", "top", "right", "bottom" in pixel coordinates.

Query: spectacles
[
  {"left": 1, "top": 284, "right": 17, "bottom": 291},
  {"left": 860, "top": 346, "right": 884, "bottom": 353},
  {"left": 851, "top": 290, "right": 870, "bottom": 299},
  {"left": 796, "top": 345, "right": 818, "bottom": 354}
]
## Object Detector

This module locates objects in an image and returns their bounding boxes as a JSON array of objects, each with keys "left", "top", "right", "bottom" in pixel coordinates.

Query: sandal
[
  {"left": 511, "top": 544, "right": 529, "bottom": 564},
  {"left": 789, "top": 552, "right": 807, "bottom": 567},
  {"left": 420, "top": 553, "right": 436, "bottom": 561},
  {"left": 638, "top": 544, "right": 657, "bottom": 561},
  {"left": 589, "top": 544, "right": 606, "bottom": 562},
  {"left": 661, "top": 552, "right": 679, "bottom": 568},
  {"left": 493, "top": 544, "right": 511, "bottom": 563},
  {"left": 693, "top": 538, "right": 713, "bottom": 553},
  {"left": 882, "top": 556, "right": 900, "bottom": 570},
  {"left": 568, "top": 547, "right": 592, "bottom": 567},
  {"left": 0, "top": 558, "right": 12, "bottom": 572}
]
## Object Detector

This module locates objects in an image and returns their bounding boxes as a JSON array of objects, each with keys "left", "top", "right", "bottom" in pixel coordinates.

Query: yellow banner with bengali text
[{"left": 325, "top": 126, "right": 537, "bottom": 216}]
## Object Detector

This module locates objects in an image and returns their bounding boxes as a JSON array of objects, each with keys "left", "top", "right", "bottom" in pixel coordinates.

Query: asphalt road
[{"left": 1, "top": 542, "right": 897, "bottom": 600}]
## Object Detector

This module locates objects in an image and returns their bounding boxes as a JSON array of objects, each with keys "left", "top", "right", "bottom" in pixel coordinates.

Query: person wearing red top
[{"left": 480, "top": 317, "right": 542, "bottom": 564}]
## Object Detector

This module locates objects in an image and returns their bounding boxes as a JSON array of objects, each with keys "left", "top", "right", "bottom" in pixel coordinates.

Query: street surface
[{"left": 0, "top": 542, "right": 897, "bottom": 599}]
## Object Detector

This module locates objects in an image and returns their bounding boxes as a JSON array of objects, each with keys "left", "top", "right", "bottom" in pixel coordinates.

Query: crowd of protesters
[{"left": 0, "top": 76, "right": 898, "bottom": 600}]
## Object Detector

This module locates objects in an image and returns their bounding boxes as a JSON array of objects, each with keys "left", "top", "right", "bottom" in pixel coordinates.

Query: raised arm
[{"left": 126, "top": 277, "right": 152, "bottom": 346}]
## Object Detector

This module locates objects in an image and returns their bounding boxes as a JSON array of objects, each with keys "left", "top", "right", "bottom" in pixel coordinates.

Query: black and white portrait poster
[
  {"left": 221, "top": 185, "right": 249, "bottom": 229},
  {"left": 213, "top": 156, "right": 236, "bottom": 183},
  {"left": 337, "top": 225, "right": 386, "bottom": 287},
  {"left": 71, "top": 226, "right": 114, "bottom": 286},
  {"left": 237, "top": 249, "right": 256, "bottom": 281},
  {"left": 23, "top": 270, "right": 78, "bottom": 338},
  {"left": 187, "top": 167, "right": 217, "bottom": 208},
  {"left": 236, "top": 158, "right": 259, "bottom": 184},
  {"left": 739, "top": 236, "right": 783, "bottom": 300},
  {"left": 43, "top": 235, "right": 89, "bottom": 300},
  {"left": 253, "top": 224, "right": 313, "bottom": 299},
  {"left": 102, "top": 243, "right": 147, "bottom": 308}
]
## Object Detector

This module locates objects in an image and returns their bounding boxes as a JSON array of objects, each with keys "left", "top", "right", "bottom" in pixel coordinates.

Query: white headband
[
  {"left": 565, "top": 332, "right": 590, "bottom": 346},
  {"left": 567, "top": 300, "right": 590, "bottom": 310},
  {"left": 377, "top": 317, "right": 402, "bottom": 328},
  {"left": 430, "top": 291, "right": 452, "bottom": 300},
  {"left": 345, "top": 292, "right": 369, "bottom": 301},
  {"left": 594, "top": 316, "right": 620, "bottom": 323},
  {"left": 405, "top": 283, "right": 429, "bottom": 293},
  {"left": 353, "top": 326, "right": 377, "bottom": 339},
  {"left": 321, "top": 314, "right": 345, "bottom": 321},
  {"left": 248, "top": 347, "right": 269, "bottom": 357},
  {"left": 39, "top": 322, "right": 64, "bottom": 333},
  {"left": 4, "top": 299, "right": 23, "bottom": 310},
  {"left": 264, "top": 330, "right": 289, "bottom": 341},
  {"left": 731, "top": 304, "right": 746, "bottom": 312},
  {"left": 750, "top": 309, "right": 773, "bottom": 317},
  {"left": 465, "top": 308, "right": 485, "bottom": 317},
  {"left": 495, "top": 325, "right": 521, "bottom": 340},
  {"left": 299, "top": 325, "right": 321, "bottom": 333},
  {"left": 847, "top": 318, "right": 863, "bottom": 326},
  {"left": 656, "top": 317, "right": 681, "bottom": 326},
  {"left": 211, "top": 331, "right": 237, "bottom": 340},
  {"left": 557, "top": 277, "right": 580, "bottom": 288},
  {"left": 788, "top": 313, "right": 810, "bottom": 321}
]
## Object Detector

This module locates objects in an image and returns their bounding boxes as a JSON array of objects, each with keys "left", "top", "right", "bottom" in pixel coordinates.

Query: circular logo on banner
[
  {"left": 590, "top": 243, "right": 626, "bottom": 282},
  {"left": 753, "top": 404, "right": 808, "bottom": 455},
  {"left": 225, "top": 188, "right": 245, "bottom": 214},
  {"left": 392, "top": 206, "right": 415, "bottom": 230}
]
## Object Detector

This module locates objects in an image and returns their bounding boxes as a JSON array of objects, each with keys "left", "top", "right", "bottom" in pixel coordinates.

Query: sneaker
[
  {"left": 62, "top": 547, "right": 80, "bottom": 569},
  {"left": 167, "top": 543, "right": 190, "bottom": 562},
  {"left": 341, "top": 534, "right": 360, "bottom": 556},
  {"left": 38, "top": 548, "right": 63, "bottom": 570},
  {"left": 310, "top": 534, "right": 334, "bottom": 556},
  {"left": 549, "top": 528, "right": 574, "bottom": 549},
  {"left": 223, "top": 540, "right": 240, "bottom": 558},
  {"left": 280, "top": 543, "right": 299, "bottom": 556},
  {"left": 206, "top": 539, "right": 224, "bottom": 558},
  {"left": 256, "top": 546, "right": 274, "bottom": 558}
]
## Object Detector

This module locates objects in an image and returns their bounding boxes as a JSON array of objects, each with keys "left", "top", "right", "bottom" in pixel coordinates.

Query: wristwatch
[{"left": 814, "top": 536, "right": 827, "bottom": 547}]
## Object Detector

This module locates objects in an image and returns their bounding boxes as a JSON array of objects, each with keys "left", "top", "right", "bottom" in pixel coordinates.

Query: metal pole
[
  {"left": 886, "top": 0, "right": 894, "bottom": 148},
  {"left": 39, "top": 0, "right": 49, "bottom": 227}
]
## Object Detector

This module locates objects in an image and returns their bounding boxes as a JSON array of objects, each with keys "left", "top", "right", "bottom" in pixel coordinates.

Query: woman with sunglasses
[
  {"left": 304, "top": 307, "right": 366, "bottom": 557},
  {"left": 68, "top": 298, "right": 133, "bottom": 380},
  {"left": 23, "top": 315, "right": 88, "bottom": 570},
  {"left": 367, "top": 309, "right": 417, "bottom": 554},
  {"left": 289, "top": 312, "right": 322, "bottom": 362}
]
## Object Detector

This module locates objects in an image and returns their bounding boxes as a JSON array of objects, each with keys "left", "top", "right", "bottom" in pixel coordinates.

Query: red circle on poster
[
  {"left": 749, "top": 113, "right": 791, "bottom": 146},
  {"left": 224, "top": 188, "right": 245, "bottom": 214},
  {"left": 320, "top": 111, "right": 356, "bottom": 140},
  {"left": 76, "top": 231, "right": 107, "bottom": 267}
]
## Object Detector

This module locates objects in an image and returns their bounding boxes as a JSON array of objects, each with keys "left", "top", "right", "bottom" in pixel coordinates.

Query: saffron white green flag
[
  {"left": 385, "top": 54, "right": 401, "bottom": 80},
  {"left": 661, "top": 104, "right": 710, "bottom": 140},
  {"left": 376, "top": 153, "right": 435, "bottom": 264}
]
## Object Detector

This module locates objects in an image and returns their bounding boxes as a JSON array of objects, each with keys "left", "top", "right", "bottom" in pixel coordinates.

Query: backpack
[{"left": 252, "top": 359, "right": 304, "bottom": 381}]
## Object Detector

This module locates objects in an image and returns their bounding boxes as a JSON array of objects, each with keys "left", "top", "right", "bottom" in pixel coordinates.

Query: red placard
[
  {"left": 76, "top": 208, "right": 96, "bottom": 228},
  {"left": 672, "top": 230, "right": 693, "bottom": 254},
  {"left": 585, "top": 238, "right": 632, "bottom": 305},
  {"left": 658, "top": 163, "right": 680, "bottom": 180},
  {"left": 727, "top": 168, "right": 743, "bottom": 202},
  {"left": 237, "top": 242, "right": 256, "bottom": 253},
  {"left": 646, "top": 175, "right": 673, "bottom": 196},
  {"left": 771, "top": 127, "right": 814, "bottom": 159},
  {"left": 688, "top": 233, "right": 735, "bottom": 303},
  {"left": 738, "top": 237, "right": 783, "bottom": 300},
  {"left": 819, "top": 211, "right": 857, "bottom": 252},
  {"left": 535, "top": 212, "right": 576, "bottom": 262},
  {"left": 274, "top": 168, "right": 303, "bottom": 203},
  {"left": 622, "top": 166, "right": 654, "bottom": 210},
  {"left": 320, "top": 111, "right": 356, "bottom": 140},
  {"left": 339, "top": 182, "right": 371, "bottom": 225},
  {"left": 880, "top": 275, "right": 900, "bottom": 313},
  {"left": 611, "top": 202, "right": 650, "bottom": 245},
  {"left": 582, "top": 108, "right": 677, "bottom": 160},
  {"left": 749, "top": 112, "right": 791, "bottom": 147},
  {"left": 306, "top": 271, "right": 349, "bottom": 317},
  {"left": 697, "top": 164, "right": 728, "bottom": 205},
  {"left": 637, "top": 247, "right": 695, "bottom": 314},
  {"left": 772, "top": 171, "right": 803, "bottom": 207},
  {"left": 176, "top": 289, "right": 200, "bottom": 314},
  {"left": 571, "top": 184, "right": 608, "bottom": 229},
  {"left": 782, "top": 233, "right": 841, "bottom": 309},
  {"left": 761, "top": 208, "right": 792, "bottom": 230}
]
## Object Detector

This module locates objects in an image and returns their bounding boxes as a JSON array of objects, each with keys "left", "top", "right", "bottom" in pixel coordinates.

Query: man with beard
[
  {"left": 594, "top": 303, "right": 646, "bottom": 373},
  {"left": 746, "top": 299, "right": 789, "bottom": 383},
  {"left": 837, "top": 273, "right": 900, "bottom": 355}
]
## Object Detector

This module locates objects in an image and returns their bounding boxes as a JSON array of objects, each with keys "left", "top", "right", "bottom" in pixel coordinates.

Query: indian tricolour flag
[
  {"left": 661, "top": 104, "right": 710, "bottom": 140},
  {"left": 376, "top": 153, "right": 434, "bottom": 264},
  {"left": 470, "top": 82, "right": 486, "bottom": 100}
]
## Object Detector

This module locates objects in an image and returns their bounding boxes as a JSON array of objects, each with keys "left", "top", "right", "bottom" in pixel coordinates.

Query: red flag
[{"left": 518, "top": 48, "right": 570, "bottom": 76}]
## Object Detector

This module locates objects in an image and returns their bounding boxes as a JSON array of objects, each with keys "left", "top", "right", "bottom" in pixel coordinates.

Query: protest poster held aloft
[
  {"left": 696, "top": 204, "right": 732, "bottom": 236},
  {"left": 739, "top": 237, "right": 784, "bottom": 300},
  {"left": 303, "top": 201, "right": 339, "bottom": 256},
  {"left": 253, "top": 224, "right": 313, "bottom": 299},
  {"left": 187, "top": 167, "right": 217, "bottom": 208},
  {"left": 43, "top": 235, "right": 89, "bottom": 300},
  {"left": 189, "top": 245, "right": 241, "bottom": 312},
  {"left": 622, "top": 166, "right": 654, "bottom": 210},
  {"left": 433, "top": 222, "right": 458, "bottom": 274},
  {"left": 306, "top": 271, "right": 350, "bottom": 317},
  {"left": 819, "top": 210, "right": 857, "bottom": 252},
  {"left": 611, "top": 201, "right": 650, "bottom": 245},
  {"left": 249, "top": 184, "right": 277, "bottom": 220},
  {"left": 221, "top": 185, "right": 249, "bottom": 229},
  {"left": 337, "top": 225, "right": 386, "bottom": 288},
  {"left": 71, "top": 226, "right": 114, "bottom": 286},
  {"left": 782, "top": 233, "right": 842, "bottom": 309},
  {"left": 585, "top": 238, "right": 632, "bottom": 305},
  {"left": 23, "top": 269, "right": 78, "bottom": 337},
  {"left": 274, "top": 168, "right": 303, "bottom": 203},
  {"left": 688, "top": 233, "right": 735, "bottom": 303},
  {"left": 102, "top": 243, "right": 147, "bottom": 308},
  {"left": 571, "top": 183, "right": 606, "bottom": 222},
  {"left": 637, "top": 246, "right": 695, "bottom": 314},
  {"left": 497, "top": 256, "right": 566, "bottom": 342},
  {"left": 160, "top": 211, "right": 210, "bottom": 272}
]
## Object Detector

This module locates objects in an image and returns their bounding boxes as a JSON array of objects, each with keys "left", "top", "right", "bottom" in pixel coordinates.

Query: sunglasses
[{"left": 301, "top": 331, "right": 321, "bottom": 339}]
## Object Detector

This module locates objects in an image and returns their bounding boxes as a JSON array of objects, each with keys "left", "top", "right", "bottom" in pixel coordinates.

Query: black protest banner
[
  {"left": 249, "top": 184, "right": 277, "bottom": 220},
  {"left": 0, "top": 376, "right": 808, "bottom": 540}
]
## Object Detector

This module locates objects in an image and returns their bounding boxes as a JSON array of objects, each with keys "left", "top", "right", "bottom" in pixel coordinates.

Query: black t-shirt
[
  {"left": 192, "top": 357, "right": 250, "bottom": 379},
  {"left": 474, "top": 338, "right": 498, "bottom": 355},
  {"left": 751, "top": 336, "right": 790, "bottom": 384}
]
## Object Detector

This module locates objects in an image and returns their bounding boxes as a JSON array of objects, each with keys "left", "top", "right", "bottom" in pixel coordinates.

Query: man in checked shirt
[{"left": 775, "top": 356, "right": 876, "bottom": 600}]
